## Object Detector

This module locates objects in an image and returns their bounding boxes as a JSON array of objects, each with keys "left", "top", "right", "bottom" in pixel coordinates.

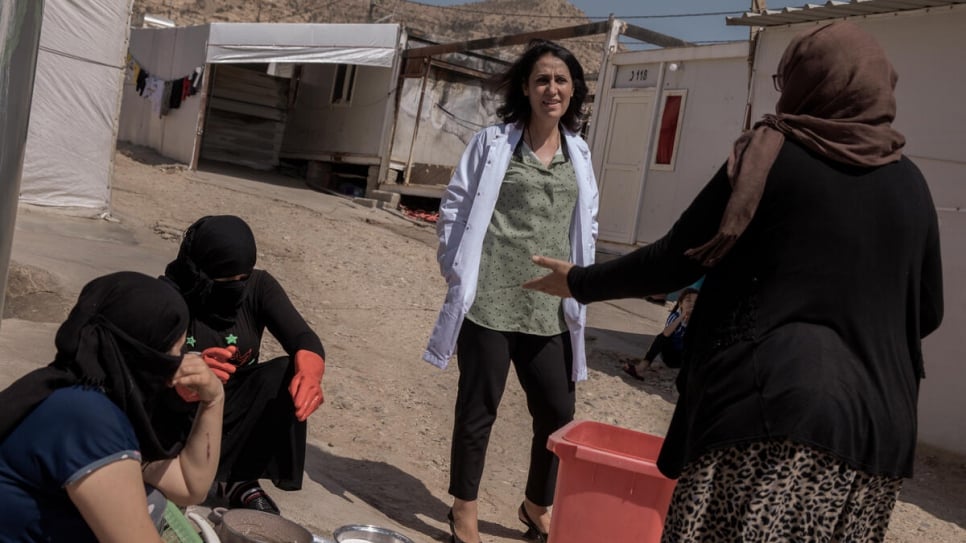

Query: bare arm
[
  {"left": 67, "top": 459, "right": 164, "bottom": 543},
  {"left": 142, "top": 353, "right": 224, "bottom": 505}
]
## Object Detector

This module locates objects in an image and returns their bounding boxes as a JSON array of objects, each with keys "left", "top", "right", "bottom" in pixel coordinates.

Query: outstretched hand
[{"left": 522, "top": 255, "right": 574, "bottom": 299}]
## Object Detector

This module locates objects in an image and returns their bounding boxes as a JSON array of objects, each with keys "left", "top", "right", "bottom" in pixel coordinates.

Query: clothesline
[{"left": 126, "top": 53, "right": 204, "bottom": 118}]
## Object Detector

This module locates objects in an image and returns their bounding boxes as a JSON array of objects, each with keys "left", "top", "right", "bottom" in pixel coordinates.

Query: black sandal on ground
[
  {"left": 447, "top": 509, "right": 482, "bottom": 543},
  {"left": 517, "top": 502, "right": 548, "bottom": 542},
  {"left": 621, "top": 362, "right": 646, "bottom": 381}
]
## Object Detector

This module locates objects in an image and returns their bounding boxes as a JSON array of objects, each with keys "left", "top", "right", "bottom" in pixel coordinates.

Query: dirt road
[{"left": 3, "top": 145, "right": 964, "bottom": 542}]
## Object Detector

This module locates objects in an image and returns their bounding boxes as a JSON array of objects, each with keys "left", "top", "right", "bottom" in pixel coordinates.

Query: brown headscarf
[{"left": 685, "top": 22, "right": 906, "bottom": 266}]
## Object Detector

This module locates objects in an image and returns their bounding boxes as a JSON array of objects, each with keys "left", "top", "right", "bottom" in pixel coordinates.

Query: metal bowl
[
  {"left": 332, "top": 524, "right": 415, "bottom": 543},
  {"left": 211, "top": 508, "right": 314, "bottom": 543}
]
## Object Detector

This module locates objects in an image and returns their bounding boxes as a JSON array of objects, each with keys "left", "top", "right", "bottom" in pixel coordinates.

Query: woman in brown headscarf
[{"left": 525, "top": 22, "right": 943, "bottom": 541}]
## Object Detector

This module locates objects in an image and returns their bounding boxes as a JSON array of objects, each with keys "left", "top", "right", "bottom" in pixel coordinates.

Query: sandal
[
  {"left": 447, "top": 509, "right": 481, "bottom": 543},
  {"left": 518, "top": 502, "right": 548, "bottom": 542},
  {"left": 621, "top": 362, "right": 645, "bottom": 381}
]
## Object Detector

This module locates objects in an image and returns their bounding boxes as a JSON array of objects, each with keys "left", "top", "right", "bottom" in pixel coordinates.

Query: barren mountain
[{"left": 133, "top": 0, "right": 605, "bottom": 74}]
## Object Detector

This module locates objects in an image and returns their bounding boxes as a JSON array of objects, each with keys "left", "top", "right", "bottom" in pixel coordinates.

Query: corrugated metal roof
[{"left": 727, "top": 0, "right": 966, "bottom": 26}]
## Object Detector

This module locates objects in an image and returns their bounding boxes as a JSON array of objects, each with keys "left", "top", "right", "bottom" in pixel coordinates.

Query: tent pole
[
  {"left": 377, "top": 27, "right": 407, "bottom": 193},
  {"left": 403, "top": 57, "right": 430, "bottom": 186},
  {"left": 189, "top": 62, "right": 213, "bottom": 171},
  {"left": 0, "top": 0, "right": 45, "bottom": 329}
]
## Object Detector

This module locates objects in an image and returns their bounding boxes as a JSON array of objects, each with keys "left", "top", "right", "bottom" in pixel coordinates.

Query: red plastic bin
[{"left": 547, "top": 420, "right": 676, "bottom": 543}]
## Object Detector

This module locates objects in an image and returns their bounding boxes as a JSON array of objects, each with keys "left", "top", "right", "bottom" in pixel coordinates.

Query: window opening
[
  {"left": 331, "top": 64, "right": 357, "bottom": 105},
  {"left": 651, "top": 91, "right": 687, "bottom": 171}
]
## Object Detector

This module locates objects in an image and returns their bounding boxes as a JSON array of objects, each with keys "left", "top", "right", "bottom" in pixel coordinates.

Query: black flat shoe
[{"left": 517, "top": 502, "right": 548, "bottom": 542}]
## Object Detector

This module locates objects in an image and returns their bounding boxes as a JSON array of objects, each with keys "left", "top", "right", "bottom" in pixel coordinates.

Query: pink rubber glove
[
  {"left": 176, "top": 347, "right": 236, "bottom": 402},
  {"left": 176, "top": 384, "right": 200, "bottom": 403},
  {"left": 288, "top": 350, "right": 325, "bottom": 421},
  {"left": 202, "top": 346, "right": 237, "bottom": 383}
]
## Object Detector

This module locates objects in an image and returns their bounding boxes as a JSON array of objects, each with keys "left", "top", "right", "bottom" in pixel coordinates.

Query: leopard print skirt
[{"left": 661, "top": 440, "right": 902, "bottom": 543}]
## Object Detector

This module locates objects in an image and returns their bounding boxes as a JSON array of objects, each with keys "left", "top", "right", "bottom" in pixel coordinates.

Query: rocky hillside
[{"left": 132, "top": 0, "right": 603, "bottom": 73}]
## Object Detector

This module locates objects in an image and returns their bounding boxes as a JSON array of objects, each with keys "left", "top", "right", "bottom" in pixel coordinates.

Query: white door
[{"left": 595, "top": 91, "right": 655, "bottom": 243}]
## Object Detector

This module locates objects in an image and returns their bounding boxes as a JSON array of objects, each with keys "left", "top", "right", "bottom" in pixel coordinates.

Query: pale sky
[{"left": 412, "top": 0, "right": 807, "bottom": 44}]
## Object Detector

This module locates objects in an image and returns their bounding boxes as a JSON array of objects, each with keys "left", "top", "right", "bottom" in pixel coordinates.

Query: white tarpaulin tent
[
  {"left": 119, "top": 23, "right": 403, "bottom": 174},
  {"left": 206, "top": 23, "right": 399, "bottom": 67},
  {"left": 19, "top": 0, "right": 134, "bottom": 214}
]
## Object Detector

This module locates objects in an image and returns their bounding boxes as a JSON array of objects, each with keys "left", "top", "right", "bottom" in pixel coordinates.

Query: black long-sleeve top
[
  {"left": 186, "top": 269, "right": 325, "bottom": 364},
  {"left": 569, "top": 141, "right": 944, "bottom": 479}
]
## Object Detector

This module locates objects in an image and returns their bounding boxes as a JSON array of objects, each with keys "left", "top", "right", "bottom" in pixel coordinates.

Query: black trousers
[
  {"left": 218, "top": 356, "right": 306, "bottom": 490},
  {"left": 449, "top": 319, "right": 575, "bottom": 505},
  {"left": 643, "top": 334, "right": 682, "bottom": 368},
  {"left": 153, "top": 356, "right": 306, "bottom": 491}
]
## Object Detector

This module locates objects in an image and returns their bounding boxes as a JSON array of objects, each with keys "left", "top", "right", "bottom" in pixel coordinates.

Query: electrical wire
[
  {"left": 434, "top": 102, "right": 487, "bottom": 130},
  {"left": 397, "top": 1, "right": 743, "bottom": 21}
]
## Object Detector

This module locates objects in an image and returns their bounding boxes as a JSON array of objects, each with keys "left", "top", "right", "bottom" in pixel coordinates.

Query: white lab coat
[{"left": 422, "top": 122, "right": 599, "bottom": 381}]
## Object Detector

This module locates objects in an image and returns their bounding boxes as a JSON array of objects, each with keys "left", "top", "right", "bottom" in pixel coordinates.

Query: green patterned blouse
[{"left": 466, "top": 140, "right": 578, "bottom": 335}]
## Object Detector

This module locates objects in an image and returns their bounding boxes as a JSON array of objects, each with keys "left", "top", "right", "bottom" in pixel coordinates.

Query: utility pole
[
  {"left": 750, "top": 0, "right": 766, "bottom": 40},
  {"left": 744, "top": 0, "right": 767, "bottom": 129}
]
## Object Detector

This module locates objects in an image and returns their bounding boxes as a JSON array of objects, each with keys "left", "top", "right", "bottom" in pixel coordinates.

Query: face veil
[
  {"left": 0, "top": 272, "right": 190, "bottom": 461},
  {"left": 164, "top": 215, "right": 257, "bottom": 328}
]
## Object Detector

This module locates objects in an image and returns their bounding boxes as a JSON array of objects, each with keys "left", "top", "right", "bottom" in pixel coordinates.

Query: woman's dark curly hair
[{"left": 495, "top": 40, "right": 589, "bottom": 133}]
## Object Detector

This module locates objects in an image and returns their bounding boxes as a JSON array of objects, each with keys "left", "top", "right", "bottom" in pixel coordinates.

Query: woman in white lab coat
[{"left": 423, "top": 39, "right": 598, "bottom": 543}]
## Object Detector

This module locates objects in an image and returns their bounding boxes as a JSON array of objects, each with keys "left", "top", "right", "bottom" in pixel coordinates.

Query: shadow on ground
[
  {"left": 305, "top": 444, "right": 523, "bottom": 542},
  {"left": 117, "top": 141, "right": 182, "bottom": 167},
  {"left": 585, "top": 327, "right": 679, "bottom": 403},
  {"left": 900, "top": 446, "right": 966, "bottom": 530},
  {"left": 195, "top": 159, "right": 312, "bottom": 192}
]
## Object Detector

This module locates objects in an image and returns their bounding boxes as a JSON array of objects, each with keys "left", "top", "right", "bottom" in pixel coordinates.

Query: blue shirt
[
  {"left": 666, "top": 310, "right": 688, "bottom": 352},
  {"left": 0, "top": 386, "right": 142, "bottom": 542}
]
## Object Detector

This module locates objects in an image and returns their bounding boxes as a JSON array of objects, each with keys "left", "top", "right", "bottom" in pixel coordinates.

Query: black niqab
[
  {"left": 0, "top": 272, "right": 190, "bottom": 461},
  {"left": 164, "top": 215, "right": 257, "bottom": 329}
]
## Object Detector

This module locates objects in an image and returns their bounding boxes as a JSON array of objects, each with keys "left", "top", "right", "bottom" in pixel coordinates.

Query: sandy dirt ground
[{"left": 2, "top": 145, "right": 964, "bottom": 542}]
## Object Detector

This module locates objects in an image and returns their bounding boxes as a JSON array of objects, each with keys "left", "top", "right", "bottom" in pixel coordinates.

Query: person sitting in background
[
  {"left": 623, "top": 288, "right": 698, "bottom": 380},
  {"left": 159, "top": 215, "right": 326, "bottom": 516},
  {"left": 0, "top": 272, "right": 223, "bottom": 542}
]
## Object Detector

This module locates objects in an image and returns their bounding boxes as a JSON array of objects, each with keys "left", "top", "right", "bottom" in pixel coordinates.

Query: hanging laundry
[
  {"left": 168, "top": 77, "right": 184, "bottom": 110},
  {"left": 189, "top": 66, "right": 204, "bottom": 95},
  {"left": 127, "top": 51, "right": 204, "bottom": 115},
  {"left": 143, "top": 75, "right": 165, "bottom": 115},
  {"left": 125, "top": 54, "right": 141, "bottom": 86},
  {"left": 160, "top": 80, "right": 173, "bottom": 116},
  {"left": 136, "top": 67, "right": 149, "bottom": 95}
]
